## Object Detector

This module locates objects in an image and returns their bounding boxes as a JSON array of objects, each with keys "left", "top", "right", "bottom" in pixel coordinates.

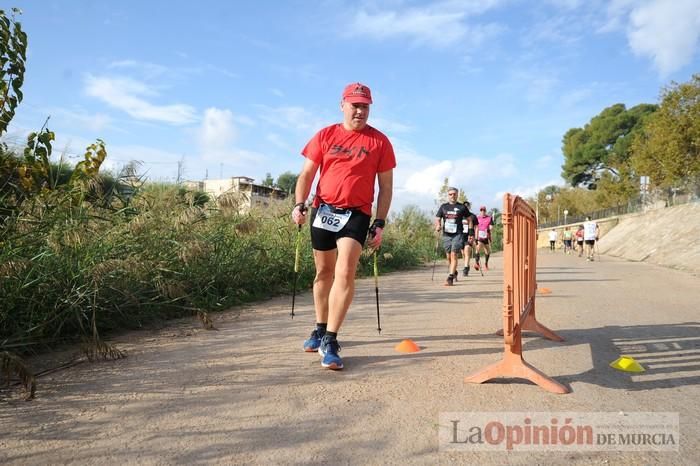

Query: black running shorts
[{"left": 309, "top": 205, "right": 371, "bottom": 251}]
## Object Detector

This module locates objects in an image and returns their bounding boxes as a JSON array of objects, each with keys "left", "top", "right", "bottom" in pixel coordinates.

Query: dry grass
[{"left": 1, "top": 351, "right": 36, "bottom": 400}]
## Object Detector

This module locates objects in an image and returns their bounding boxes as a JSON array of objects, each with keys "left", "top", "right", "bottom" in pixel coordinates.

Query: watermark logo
[{"left": 439, "top": 412, "right": 679, "bottom": 451}]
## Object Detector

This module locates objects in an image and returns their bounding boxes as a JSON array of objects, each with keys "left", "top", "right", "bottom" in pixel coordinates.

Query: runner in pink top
[{"left": 474, "top": 206, "right": 494, "bottom": 271}]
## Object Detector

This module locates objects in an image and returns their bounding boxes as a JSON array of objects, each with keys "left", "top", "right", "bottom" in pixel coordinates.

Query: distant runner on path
[
  {"left": 292, "top": 82, "right": 396, "bottom": 370},
  {"left": 462, "top": 208, "right": 478, "bottom": 277},
  {"left": 435, "top": 188, "right": 470, "bottom": 286},
  {"left": 474, "top": 206, "right": 494, "bottom": 271},
  {"left": 563, "top": 227, "right": 573, "bottom": 254},
  {"left": 548, "top": 229, "right": 558, "bottom": 252},
  {"left": 583, "top": 217, "right": 600, "bottom": 261},
  {"left": 575, "top": 224, "right": 585, "bottom": 257}
]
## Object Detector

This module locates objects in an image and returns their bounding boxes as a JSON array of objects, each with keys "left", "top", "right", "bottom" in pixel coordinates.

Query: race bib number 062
[{"left": 313, "top": 204, "right": 351, "bottom": 233}]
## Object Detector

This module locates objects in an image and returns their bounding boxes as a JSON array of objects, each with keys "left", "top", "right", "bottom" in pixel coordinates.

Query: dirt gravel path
[{"left": 1, "top": 252, "right": 699, "bottom": 465}]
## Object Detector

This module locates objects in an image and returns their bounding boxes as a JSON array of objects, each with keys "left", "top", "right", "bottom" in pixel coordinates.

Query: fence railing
[
  {"left": 465, "top": 193, "right": 569, "bottom": 394},
  {"left": 538, "top": 192, "right": 699, "bottom": 229}
]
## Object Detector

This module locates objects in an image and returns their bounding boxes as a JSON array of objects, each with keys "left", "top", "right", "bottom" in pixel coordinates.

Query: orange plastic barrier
[{"left": 465, "top": 193, "right": 569, "bottom": 394}]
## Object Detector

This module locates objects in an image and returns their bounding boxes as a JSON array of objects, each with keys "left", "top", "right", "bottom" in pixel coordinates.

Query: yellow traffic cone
[{"left": 610, "top": 355, "right": 645, "bottom": 373}]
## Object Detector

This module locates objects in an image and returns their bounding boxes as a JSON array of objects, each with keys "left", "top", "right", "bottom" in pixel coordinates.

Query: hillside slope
[{"left": 599, "top": 202, "right": 700, "bottom": 275}]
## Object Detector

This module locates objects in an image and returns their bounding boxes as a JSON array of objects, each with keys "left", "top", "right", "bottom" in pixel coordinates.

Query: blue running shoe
[
  {"left": 318, "top": 336, "right": 343, "bottom": 370},
  {"left": 303, "top": 329, "right": 324, "bottom": 352}
]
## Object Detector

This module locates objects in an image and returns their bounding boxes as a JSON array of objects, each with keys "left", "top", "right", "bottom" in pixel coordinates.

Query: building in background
[{"left": 184, "top": 176, "right": 287, "bottom": 212}]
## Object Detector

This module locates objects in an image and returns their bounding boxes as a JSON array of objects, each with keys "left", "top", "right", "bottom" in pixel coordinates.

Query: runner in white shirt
[
  {"left": 582, "top": 217, "right": 600, "bottom": 261},
  {"left": 548, "top": 229, "right": 557, "bottom": 252}
]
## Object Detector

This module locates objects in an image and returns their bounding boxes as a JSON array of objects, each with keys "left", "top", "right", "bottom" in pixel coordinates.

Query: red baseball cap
[{"left": 342, "top": 82, "right": 373, "bottom": 104}]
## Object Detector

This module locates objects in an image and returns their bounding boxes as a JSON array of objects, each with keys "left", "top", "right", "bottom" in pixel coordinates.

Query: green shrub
[{"left": 0, "top": 185, "right": 437, "bottom": 354}]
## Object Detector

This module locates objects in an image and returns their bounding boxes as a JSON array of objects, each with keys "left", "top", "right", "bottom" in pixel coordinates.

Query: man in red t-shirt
[{"left": 291, "top": 82, "right": 396, "bottom": 370}]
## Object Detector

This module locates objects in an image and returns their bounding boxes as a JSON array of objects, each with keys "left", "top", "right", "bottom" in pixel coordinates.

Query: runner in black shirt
[{"left": 434, "top": 188, "right": 471, "bottom": 286}]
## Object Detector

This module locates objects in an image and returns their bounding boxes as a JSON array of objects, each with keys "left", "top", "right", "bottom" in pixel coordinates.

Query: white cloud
[
  {"left": 192, "top": 108, "right": 269, "bottom": 176},
  {"left": 502, "top": 66, "right": 560, "bottom": 103},
  {"left": 598, "top": 0, "right": 636, "bottom": 33},
  {"left": 45, "top": 132, "right": 184, "bottom": 181},
  {"left": 48, "top": 107, "right": 114, "bottom": 133},
  {"left": 205, "top": 64, "right": 239, "bottom": 79},
  {"left": 266, "top": 133, "right": 293, "bottom": 151},
  {"left": 392, "top": 144, "right": 518, "bottom": 212},
  {"left": 560, "top": 87, "right": 594, "bottom": 108},
  {"left": 107, "top": 60, "right": 168, "bottom": 79},
  {"left": 495, "top": 179, "right": 563, "bottom": 202},
  {"left": 351, "top": 9, "right": 465, "bottom": 46},
  {"left": 521, "top": 13, "right": 582, "bottom": 47},
  {"left": 197, "top": 108, "right": 236, "bottom": 155},
  {"left": 267, "top": 63, "right": 322, "bottom": 82},
  {"left": 627, "top": 0, "right": 700, "bottom": 76},
  {"left": 233, "top": 115, "right": 256, "bottom": 126},
  {"left": 107, "top": 144, "right": 181, "bottom": 168},
  {"left": 544, "top": 0, "right": 584, "bottom": 9},
  {"left": 403, "top": 159, "right": 455, "bottom": 195},
  {"left": 84, "top": 75, "right": 198, "bottom": 125},
  {"left": 346, "top": 1, "right": 505, "bottom": 47},
  {"left": 535, "top": 154, "right": 554, "bottom": 169},
  {"left": 402, "top": 154, "right": 517, "bottom": 196},
  {"left": 257, "top": 105, "right": 329, "bottom": 133},
  {"left": 370, "top": 117, "right": 413, "bottom": 134},
  {"left": 599, "top": 0, "right": 700, "bottom": 76}
]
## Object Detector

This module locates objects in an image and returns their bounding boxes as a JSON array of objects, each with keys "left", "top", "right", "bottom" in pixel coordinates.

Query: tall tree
[
  {"left": 457, "top": 189, "right": 469, "bottom": 207},
  {"left": 275, "top": 171, "right": 298, "bottom": 194},
  {"left": 261, "top": 172, "right": 274, "bottom": 187},
  {"left": 561, "top": 103, "right": 657, "bottom": 187},
  {"left": 631, "top": 74, "right": 700, "bottom": 195},
  {"left": 534, "top": 185, "right": 561, "bottom": 223},
  {"left": 435, "top": 177, "right": 450, "bottom": 208},
  {"left": 0, "top": 8, "right": 27, "bottom": 138}
]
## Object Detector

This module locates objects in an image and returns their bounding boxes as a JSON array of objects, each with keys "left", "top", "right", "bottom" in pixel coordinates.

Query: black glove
[{"left": 368, "top": 218, "right": 385, "bottom": 237}]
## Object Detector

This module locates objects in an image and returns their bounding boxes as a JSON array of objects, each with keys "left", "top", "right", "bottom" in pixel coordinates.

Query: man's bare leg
[
  {"left": 326, "top": 237, "right": 363, "bottom": 332},
  {"left": 312, "top": 248, "right": 336, "bottom": 324}
]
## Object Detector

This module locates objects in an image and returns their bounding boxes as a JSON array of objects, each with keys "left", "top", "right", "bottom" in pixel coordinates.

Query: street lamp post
[{"left": 564, "top": 209, "right": 568, "bottom": 224}]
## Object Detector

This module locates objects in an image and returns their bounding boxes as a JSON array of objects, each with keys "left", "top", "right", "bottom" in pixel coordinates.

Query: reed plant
[{"left": 1, "top": 185, "right": 436, "bottom": 358}]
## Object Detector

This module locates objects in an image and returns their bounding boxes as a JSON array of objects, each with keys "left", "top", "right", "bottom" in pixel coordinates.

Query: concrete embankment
[{"left": 538, "top": 202, "right": 700, "bottom": 275}]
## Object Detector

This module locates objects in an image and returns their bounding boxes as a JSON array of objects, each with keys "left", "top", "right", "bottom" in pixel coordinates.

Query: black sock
[
  {"left": 316, "top": 323, "right": 327, "bottom": 334},
  {"left": 485, "top": 254, "right": 490, "bottom": 265},
  {"left": 325, "top": 331, "right": 338, "bottom": 340}
]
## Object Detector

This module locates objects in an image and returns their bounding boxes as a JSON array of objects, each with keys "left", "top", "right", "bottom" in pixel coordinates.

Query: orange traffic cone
[{"left": 395, "top": 339, "right": 420, "bottom": 353}]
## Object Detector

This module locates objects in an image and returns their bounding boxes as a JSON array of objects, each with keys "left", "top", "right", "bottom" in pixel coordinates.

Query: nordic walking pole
[
  {"left": 290, "top": 224, "right": 302, "bottom": 318},
  {"left": 373, "top": 251, "right": 382, "bottom": 334}
]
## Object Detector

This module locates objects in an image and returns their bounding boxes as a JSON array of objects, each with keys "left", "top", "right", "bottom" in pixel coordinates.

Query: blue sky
[{"left": 5, "top": 0, "right": 700, "bottom": 214}]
